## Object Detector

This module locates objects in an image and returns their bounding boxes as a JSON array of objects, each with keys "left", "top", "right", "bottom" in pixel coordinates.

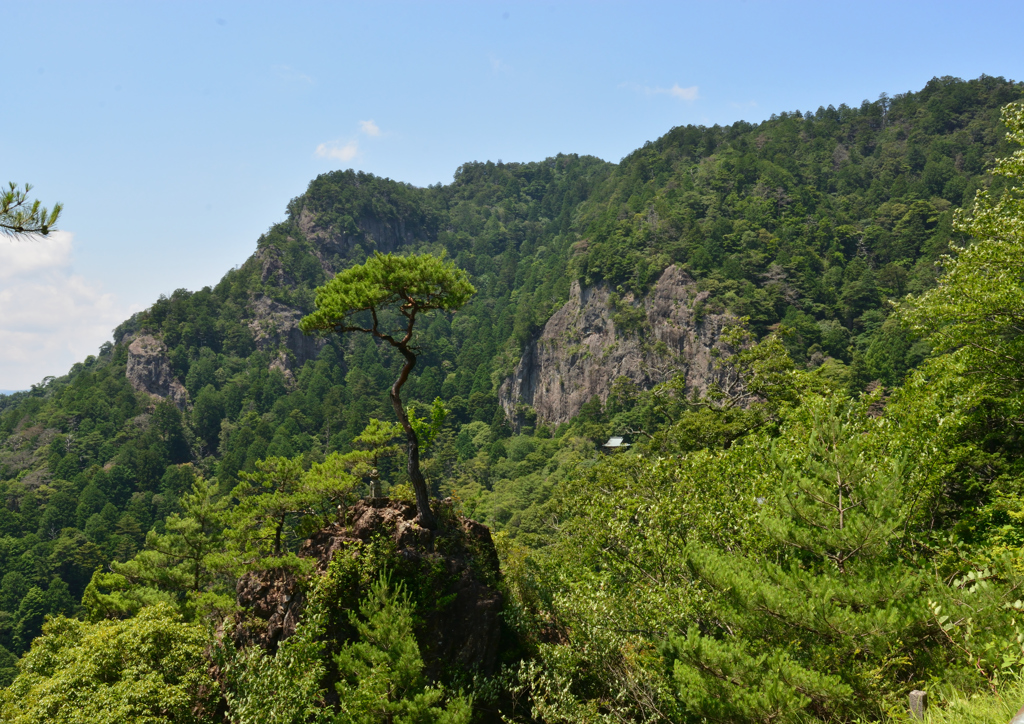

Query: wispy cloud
[
  {"left": 273, "top": 64, "right": 314, "bottom": 85},
  {"left": 624, "top": 82, "right": 700, "bottom": 101},
  {"left": 0, "top": 233, "right": 75, "bottom": 280},
  {"left": 315, "top": 140, "right": 359, "bottom": 161},
  {"left": 665, "top": 84, "right": 699, "bottom": 101},
  {"left": 0, "top": 232, "right": 133, "bottom": 389},
  {"left": 315, "top": 120, "right": 386, "bottom": 163},
  {"left": 489, "top": 54, "right": 512, "bottom": 74}
]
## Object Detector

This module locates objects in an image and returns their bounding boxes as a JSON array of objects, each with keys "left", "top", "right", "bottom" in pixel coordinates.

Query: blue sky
[{"left": 1, "top": 0, "right": 1022, "bottom": 390}]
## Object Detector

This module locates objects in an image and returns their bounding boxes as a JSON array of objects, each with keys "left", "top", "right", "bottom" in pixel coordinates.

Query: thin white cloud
[
  {"left": 315, "top": 140, "right": 359, "bottom": 161},
  {"left": 489, "top": 54, "right": 512, "bottom": 74},
  {"left": 666, "top": 84, "right": 699, "bottom": 101},
  {"left": 0, "top": 232, "right": 133, "bottom": 390},
  {"left": 316, "top": 120, "right": 387, "bottom": 163},
  {"left": 273, "top": 64, "right": 314, "bottom": 85},
  {"left": 624, "top": 82, "right": 700, "bottom": 101},
  {"left": 359, "top": 119, "right": 381, "bottom": 137}
]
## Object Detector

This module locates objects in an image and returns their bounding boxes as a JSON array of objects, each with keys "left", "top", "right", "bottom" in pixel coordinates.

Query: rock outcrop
[
  {"left": 247, "top": 295, "right": 324, "bottom": 378},
  {"left": 297, "top": 208, "right": 418, "bottom": 263},
  {"left": 125, "top": 335, "right": 188, "bottom": 409},
  {"left": 500, "top": 265, "right": 736, "bottom": 426},
  {"left": 233, "top": 499, "right": 504, "bottom": 679}
]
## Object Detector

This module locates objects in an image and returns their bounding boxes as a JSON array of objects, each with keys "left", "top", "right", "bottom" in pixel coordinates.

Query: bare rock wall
[
  {"left": 248, "top": 295, "right": 325, "bottom": 377},
  {"left": 499, "top": 265, "right": 736, "bottom": 426},
  {"left": 125, "top": 335, "right": 188, "bottom": 409}
]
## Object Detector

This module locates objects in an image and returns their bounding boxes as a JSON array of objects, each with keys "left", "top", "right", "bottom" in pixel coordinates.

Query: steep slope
[{"left": 0, "top": 76, "right": 1022, "bottom": 664}]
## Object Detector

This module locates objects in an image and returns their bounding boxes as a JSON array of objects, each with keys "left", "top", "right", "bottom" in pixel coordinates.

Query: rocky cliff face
[
  {"left": 125, "top": 335, "right": 188, "bottom": 409},
  {"left": 297, "top": 208, "right": 418, "bottom": 263},
  {"left": 247, "top": 295, "right": 325, "bottom": 379},
  {"left": 500, "top": 265, "right": 736, "bottom": 426}
]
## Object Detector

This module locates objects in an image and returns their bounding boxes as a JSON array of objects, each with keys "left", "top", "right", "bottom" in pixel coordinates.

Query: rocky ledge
[{"left": 233, "top": 498, "right": 504, "bottom": 679}]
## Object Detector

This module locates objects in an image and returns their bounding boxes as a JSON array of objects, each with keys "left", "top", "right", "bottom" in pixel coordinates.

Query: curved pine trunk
[{"left": 390, "top": 349, "right": 437, "bottom": 529}]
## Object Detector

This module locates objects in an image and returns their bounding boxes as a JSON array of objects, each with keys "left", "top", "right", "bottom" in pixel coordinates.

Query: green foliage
[
  {"left": 222, "top": 575, "right": 332, "bottom": 724},
  {"left": 492, "top": 95, "right": 1024, "bottom": 724},
  {"left": 661, "top": 396, "right": 933, "bottom": 722},
  {"left": 300, "top": 252, "right": 476, "bottom": 337},
  {"left": 901, "top": 101, "right": 1024, "bottom": 411},
  {"left": 0, "top": 182, "right": 62, "bottom": 237},
  {"left": 0, "top": 604, "right": 216, "bottom": 723},
  {"left": 220, "top": 549, "right": 477, "bottom": 724},
  {"left": 876, "top": 675, "right": 1024, "bottom": 723},
  {"left": 333, "top": 572, "right": 472, "bottom": 724},
  {"left": 86, "top": 474, "right": 234, "bottom": 621},
  {"left": 229, "top": 453, "right": 357, "bottom": 571},
  {"left": 408, "top": 397, "right": 449, "bottom": 455},
  {"left": 342, "top": 418, "right": 405, "bottom": 497}
]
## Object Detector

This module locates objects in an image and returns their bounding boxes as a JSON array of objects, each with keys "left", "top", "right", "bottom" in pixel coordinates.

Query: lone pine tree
[{"left": 300, "top": 252, "right": 475, "bottom": 529}]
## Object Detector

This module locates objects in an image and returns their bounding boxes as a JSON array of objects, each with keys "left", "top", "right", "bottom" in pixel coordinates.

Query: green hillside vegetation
[{"left": 2, "top": 75, "right": 1024, "bottom": 721}]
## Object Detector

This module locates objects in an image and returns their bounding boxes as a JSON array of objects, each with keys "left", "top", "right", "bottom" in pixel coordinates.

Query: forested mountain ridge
[{"left": 2, "top": 76, "right": 1024, "bottom": 721}]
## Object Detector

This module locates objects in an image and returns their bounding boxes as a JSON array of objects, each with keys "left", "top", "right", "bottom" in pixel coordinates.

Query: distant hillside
[{"left": 1, "top": 75, "right": 1022, "bottom": 666}]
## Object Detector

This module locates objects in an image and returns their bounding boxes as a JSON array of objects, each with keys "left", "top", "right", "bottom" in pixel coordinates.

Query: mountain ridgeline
[{"left": 2, "top": 75, "right": 1024, "bottom": 722}]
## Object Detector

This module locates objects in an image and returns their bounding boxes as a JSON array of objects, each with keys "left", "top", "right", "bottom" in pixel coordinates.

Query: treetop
[{"left": 299, "top": 252, "right": 475, "bottom": 337}]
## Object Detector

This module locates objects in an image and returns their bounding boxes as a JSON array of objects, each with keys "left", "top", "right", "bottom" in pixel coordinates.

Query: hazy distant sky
[{"left": 1, "top": 0, "right": 1021, "bottom": 390}]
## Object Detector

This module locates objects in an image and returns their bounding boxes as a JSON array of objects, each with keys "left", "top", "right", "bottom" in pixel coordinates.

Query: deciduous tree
[{"left": 901, "top": 102, "right": 1024, "bottom": 407}]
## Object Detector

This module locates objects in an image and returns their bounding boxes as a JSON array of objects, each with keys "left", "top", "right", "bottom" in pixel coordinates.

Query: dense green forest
[{"left": 3, "top": 75, "right": 1024, "bottom": 722}]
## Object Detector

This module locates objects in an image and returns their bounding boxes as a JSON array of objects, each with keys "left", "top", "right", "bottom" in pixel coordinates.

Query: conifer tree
[
  {"left": 228, "top": 453, "right": 357, "bottom": 572},
  {"left": 334, "top": 573, "right": 472, "bottom": 724},
  {"left": 901, "top": 101, "right": 1024, "bottom": 405},
  {"left": 343, "top": 418, "right": 404, "bottom": 498},
  {"left": 300, "top": 252, "right": 476, "bottom": 529},
  {"left": 84, "top": 475, "right": 233, "bottom": 620},
  {"left": 661, "top": 395, "right": 930, "bottom": 722},
  {"left": 0, "top": 182, "right": 62, "bottom": 237}
]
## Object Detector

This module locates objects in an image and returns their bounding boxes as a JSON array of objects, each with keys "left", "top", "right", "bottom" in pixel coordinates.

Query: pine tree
[
  {"left": 661, "top": 395, "right": 932, "bottom": 722},
  {"left": 342, "top": 418, "right": 404, "bottom": 498},
  {"left": 228, "top": 453, "right": 357, "bottom": 572},
  {"left": 300, "top": 252, "right": 476, "bottom": 529},
  {"left": 0, "top": 182, "right": 62, "bottom": 237},
  {"left": 84, "top": 475, "right": 233, "bottom": 620},
  {"left": 333, "top": 572, "right": 472, "bottom": 724}
]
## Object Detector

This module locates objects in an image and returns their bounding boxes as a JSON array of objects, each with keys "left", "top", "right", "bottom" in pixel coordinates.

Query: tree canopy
[
  {"left": 301, "top": 252, "right": 475, "bottom": 527},
  {"left": 299, "top": 252, "right": 476, "bottom": 337},
  {"left": 900, "top": 101, "right": 1024, "bottom": 405}
]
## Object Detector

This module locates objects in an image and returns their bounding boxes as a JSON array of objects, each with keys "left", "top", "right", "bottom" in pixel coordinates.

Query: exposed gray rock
[
  {"left": 297, "top": 207, "right": 417, "bottom": 264},
  {"left": 500, "top": 265, "right": 736, "bottom": 426},
  {"left": 248, "top": 295, "right": 324, "bottom": 375},
  {"left": 126, "top": 335, "right": 187, "bottom": 409},
  {"left": 254, "top": 245, "right": 296, "bottom": 288}
]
